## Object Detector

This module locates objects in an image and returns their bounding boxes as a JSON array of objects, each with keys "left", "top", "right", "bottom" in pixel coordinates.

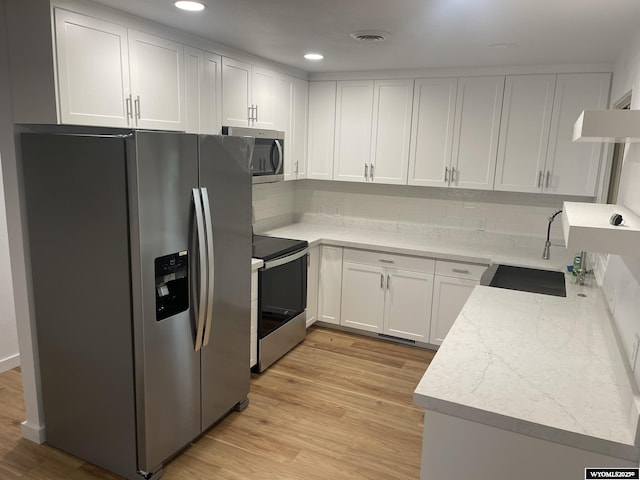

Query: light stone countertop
[
  {"left": 414, "top": 283, "right": 640, "bottom": 461},
  {"left": 251, "top": 258, "right": 263, "bottom": 271}
]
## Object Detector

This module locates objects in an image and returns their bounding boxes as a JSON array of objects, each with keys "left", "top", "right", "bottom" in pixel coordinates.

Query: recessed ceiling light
[
  {"left": 350, "top": 31, "right": 391, "bottom": 43},
  {"left": 490, "top": 43, "right": 517, "bottom": 49},
  {"left": 304, "top": 53, "right": 324, "bottom": 61},
  {"left": 174, "top": 1, "right": 205, "bottom": 11}
]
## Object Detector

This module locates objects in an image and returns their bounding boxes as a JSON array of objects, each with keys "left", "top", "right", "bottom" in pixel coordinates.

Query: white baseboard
[
  {"left": 21, "top": 420, "right": 46, "bottom": 444},
  {"left": 0, "top": 353, "right": 20, "bottom": 373}
]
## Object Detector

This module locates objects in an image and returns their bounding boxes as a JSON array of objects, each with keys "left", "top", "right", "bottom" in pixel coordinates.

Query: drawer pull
[
  {"left": 452, "top": 268, "right": 470, "bottom": 274},
  {"left": 379, "top": 259, "right": 395, "bottom": 264}
]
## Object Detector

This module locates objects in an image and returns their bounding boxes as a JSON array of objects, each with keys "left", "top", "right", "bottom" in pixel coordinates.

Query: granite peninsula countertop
[{"left": 414, "top": 282, "right": 640, "bottom": 461}]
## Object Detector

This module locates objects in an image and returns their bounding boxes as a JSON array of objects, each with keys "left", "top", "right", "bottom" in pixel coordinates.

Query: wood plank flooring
[{"left": 0, "top": 326, "right": 435, "bottom": 479}]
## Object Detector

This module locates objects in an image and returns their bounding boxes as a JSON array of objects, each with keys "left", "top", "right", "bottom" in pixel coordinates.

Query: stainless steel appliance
[
  {"left": 252, "top": 235, "right": 308, "bottom": 372},
  {"left": 222, "top": 126, "right": 284, "bottom": 183},
  {"left": 20, "top": 130, "right": 253, "bottom": 480}
]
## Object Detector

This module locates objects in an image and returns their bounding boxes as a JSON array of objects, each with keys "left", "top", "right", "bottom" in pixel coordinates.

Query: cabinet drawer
[
  {"left": 435, "top": 260, "right": 488, "bottom": 281},
  {"left": 343, "top": 248, "right": 435, "bottom": 273}
]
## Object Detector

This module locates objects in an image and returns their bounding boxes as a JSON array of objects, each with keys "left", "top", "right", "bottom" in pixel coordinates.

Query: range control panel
[{"left": 154, "top": 251, "right": 189, "bottom": 321}]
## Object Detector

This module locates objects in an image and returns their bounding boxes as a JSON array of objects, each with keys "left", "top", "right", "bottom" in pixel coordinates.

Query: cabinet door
[
  {"left": 306, "top": 246, "right": 319, "bottom": 327},
  {"left": 384, "top": 269, "right": 433, "bottom": 342},
  {"left": 274, "top": 74, "right": 293, "bottom": 142},
  {"left": 307, "top": 82, "right": 336, "bottom": 180},
  {"left": 430, "top": 276, "right": 477, "bottom": 345},
  {"left": 494, "top": 75, "right": 556, "bottom": 193},
  {"left": 286, "top": 78, "right": 309, "bottom": 180},
  {"left": 334, "top": 81, "right": 374, "bottom": 182},
  {"left": 341, "top": 261, "right": 385, "bottom": 333},
  {"left": 452, "top": 76, "right": 504, "bottom": 190},
  {"left": 128, "top": 30, "right": 185, "bottom": 131},
  {"left": 184, "top": 47, "right": 203, "bottom": 134},
  {"left": 408, "top": 78, "right": 457, "bottom": 187},
  {"left": 317, "top": 246, "right": 343, "bottom": 325},
  {"left": 545, "top": 73, "right": 610, "bottom": 196},
  {"left": 252, "top": 66, "right": 279, "bottom": 129},
  {"left": 55, "top": 9, "right": 131, "bottom": 128},
  {"left": 221, "top": 57, "right": 251, "bottom": 127},
  {"left": 370, "top": 79, "right": 414, "bottom": 185},
  {"left": 202, "top": 52, "right": 222, "bottom": 134}
]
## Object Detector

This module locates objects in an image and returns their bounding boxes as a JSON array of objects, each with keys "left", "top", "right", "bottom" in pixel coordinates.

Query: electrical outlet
[{"left": 631, "top": 334, "right": 640, "bottom": 371}]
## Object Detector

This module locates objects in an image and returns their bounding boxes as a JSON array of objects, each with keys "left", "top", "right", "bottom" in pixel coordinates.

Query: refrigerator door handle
[
  {"left": 192, "top": 188, "right": 208, "bottom": 352},
  {"left": 200, "top": 187, "right": 215, "bottom": 348}
]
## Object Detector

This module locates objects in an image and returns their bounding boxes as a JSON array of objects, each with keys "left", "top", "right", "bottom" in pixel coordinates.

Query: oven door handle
[{"left": 261, "top": 247, "right": 309, "bottom": 271}]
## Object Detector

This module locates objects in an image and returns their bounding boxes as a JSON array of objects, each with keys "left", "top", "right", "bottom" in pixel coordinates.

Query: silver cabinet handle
[
  {"left": 387, "top": 274, "right": 390, "bottom": 291},
  {"left": 274, "top": 139, "right": 283, "bottom": 175},
  {"left": 134, "top": 95, "right": 141, "bottom": 120},
  {"left": 364, "top": 163, "right": 368, "bottom": 180},
  {"left": 445, "top": 166, "right": 449, "bottom": 183},
  {"left": 370, "top": 164, "right": 374, "bottom": 181},
  {"left": 537, "top": 171, "right": 543, "bottom": 188},
  {"left": 295, "top": 161, "right": 299, "bottom": 176},
  {"left": 379, "top": 259, "right": 395, "bottom": 264},
  {"left": 451, "top": 167, "right": 457, "bottom": 185},
  {"left": 125, "top": 95, "right": 133, "bottom": 123},
  {"left": 248, "top": 106, "right": 253, "bottom": 123},
  {"left": 254, "top": 104, "right": 258, "bottom": 122},
  {"left": 200, "top": 188, "right": 215, "bottom": 348},
  {"left": 192, "top": 188, "right": 207, "bottom": 352},
  {"left": 380, "top": 273, "right": 384, "bottom": 289},
  {"left": 545, "top": 171, "right": 550, "bottom": 189},
  {"left": 452, "top": 268, "right": 470, "bottom": 274}
]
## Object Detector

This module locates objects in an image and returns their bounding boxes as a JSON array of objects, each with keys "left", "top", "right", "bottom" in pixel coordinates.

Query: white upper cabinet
[
  {"left": 334, "top": 81, "right": 375, "bottom": 182},
  {"left": 370, "top": 79, "right": 414, "bottom": 184},
  {"left": 185, "top": 48, "right": 222, "bottom": 134},
  {"left": 545, "top": 73, "right": 610, "bottom": 196},
  {"left": 286, "top": 77, "right": 309, "bottom": 180},
  {"left": 221, "top": 57, "right": 251, "bottom": 127},
  {"left": 127, "top": 30, "right": 186, "bottom": 131},
  {"left": 307, "top": 81, "right": 337, "bottom": 180},
  {"left": 54, "top": 9, "right": 131, "bottom": 128},
  {"left": 451, "top": 76, "right": 504, "bottom": 190},
  {"left": 408, "top": 78, "right": 458, "bottom": 187},
  {"left": 494, "top": 75, "right": 556, "bottom": 193},
  {"left": 251, "top": 66, "right": 280, "bottom": 129}
]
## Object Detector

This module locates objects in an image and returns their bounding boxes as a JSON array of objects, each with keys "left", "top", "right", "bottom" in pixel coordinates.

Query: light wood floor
[{"left": 0, "top": 326, "right": 435, "bottom": 479}]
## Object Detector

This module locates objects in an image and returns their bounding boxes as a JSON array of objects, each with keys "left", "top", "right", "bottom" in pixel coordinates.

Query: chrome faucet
[{"left": 542, "top": 209, "right": 563, "bottom": 260}]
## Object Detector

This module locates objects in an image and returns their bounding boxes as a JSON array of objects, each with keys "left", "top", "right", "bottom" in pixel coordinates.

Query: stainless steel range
[{"left": 252, "top": 235, "right": 308, "bottom": 372}]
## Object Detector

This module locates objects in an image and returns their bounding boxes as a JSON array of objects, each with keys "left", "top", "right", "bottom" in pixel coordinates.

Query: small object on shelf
[{"left": 610, "top": 213, "right": 624, "bottom": 226}]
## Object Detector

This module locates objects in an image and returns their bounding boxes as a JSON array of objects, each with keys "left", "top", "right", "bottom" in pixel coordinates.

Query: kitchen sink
[{"left": 481, "top": 264, "right": 567, "bottom": 297}]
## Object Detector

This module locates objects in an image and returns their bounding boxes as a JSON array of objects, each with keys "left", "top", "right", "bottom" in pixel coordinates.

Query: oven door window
[
  {"left": 252, "top": 139, "right": 283, "bottom": 176},
  {"left": 259, "top": 254, "right": 307, "bottom": 338}
]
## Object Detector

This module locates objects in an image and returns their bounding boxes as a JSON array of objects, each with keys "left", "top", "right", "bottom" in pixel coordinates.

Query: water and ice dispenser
[{"left": 155, "top": 251, "right": 189, "bottom": 321}]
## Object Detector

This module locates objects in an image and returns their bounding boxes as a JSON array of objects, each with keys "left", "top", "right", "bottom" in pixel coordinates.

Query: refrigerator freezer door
[
  {"left": 199, "top": 135, "right": 253, "bottom": 429},
  {"left": 127, "top": 132, "right": 202, "bottom": 473}
]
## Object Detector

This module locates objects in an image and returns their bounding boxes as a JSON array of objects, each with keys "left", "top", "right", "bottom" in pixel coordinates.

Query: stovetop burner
[{"left": 251, "top": 235, "right": 308, "bottom": 261}]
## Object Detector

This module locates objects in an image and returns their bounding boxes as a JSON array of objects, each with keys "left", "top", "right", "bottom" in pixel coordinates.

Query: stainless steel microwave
[{"left": 222, "top": 127, "right": 284, "bottom": 184}]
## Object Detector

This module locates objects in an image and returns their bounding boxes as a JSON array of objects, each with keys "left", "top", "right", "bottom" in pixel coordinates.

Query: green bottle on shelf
[{"left": 572, "top": 255, "right": 581, "bottom": 277}]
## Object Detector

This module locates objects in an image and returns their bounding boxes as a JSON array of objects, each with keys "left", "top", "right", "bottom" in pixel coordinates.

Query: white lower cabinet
[
  {"left": 306, "top": 246, "right": 319, "bottom": 327},
  {"left": 429, "top": 260, "right": 487, "bottom": 345},
  {"left": 317, "top": 246, "right": 343, "bottom": 325},
  {"left": 250, "top": 268, "right": 258, "bottom": 368},
  {"left": 340, "top": 249, "right": 435, "bottom": 342}
]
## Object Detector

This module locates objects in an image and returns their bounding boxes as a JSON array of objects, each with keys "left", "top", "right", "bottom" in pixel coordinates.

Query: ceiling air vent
[{"left": 350, "top": 31, "right": 390, "bottom": 43}]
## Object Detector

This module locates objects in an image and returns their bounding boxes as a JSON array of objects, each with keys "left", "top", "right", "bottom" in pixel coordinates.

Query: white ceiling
[{"left": 92, "top": 0, "right": 640, "bottom": 73}]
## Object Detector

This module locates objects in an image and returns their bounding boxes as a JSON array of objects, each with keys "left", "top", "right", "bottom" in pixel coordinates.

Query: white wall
[{"left": 599, "top": 26, "right": 640, "bottom": 385}]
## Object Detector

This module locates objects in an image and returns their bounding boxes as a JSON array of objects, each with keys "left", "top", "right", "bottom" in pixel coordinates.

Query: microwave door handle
[
  {"left": 262, "top": 247, "right": 309, "bottom": 270},
  {"left": 192, "top": 188, "right": 207, "bottom": 352},
  {"left": 200, "top": 187, "right": 215, "bottom": 348},
  {"left": 274, "top": 139, "right": 283, "bottom": 174}
]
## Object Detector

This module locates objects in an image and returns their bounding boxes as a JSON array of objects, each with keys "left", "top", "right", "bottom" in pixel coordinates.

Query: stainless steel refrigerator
[{"left": 20, "top": 130, "right": 253, "bottom": 480}]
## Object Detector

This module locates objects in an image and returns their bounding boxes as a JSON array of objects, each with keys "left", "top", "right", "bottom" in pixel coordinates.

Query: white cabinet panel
[
  {"left": 408, "top": 78, "right": 458, "bottom": 187},
  {"left": 384, "top": 269, "right": 433, "bottom": 342},
  {"left": 334, "top": 81, "right": 374, "bottom": 182},
  {"left": 184, "top": 47, "right": 203, "bottom": 134},
  {"left": 545, "top": 73, "right": 610, "bottom": 196},
  {"left": 341, "top": 262, "right": 385, "bottom": 333},
  {"left": 370, "top": 79, "right": 414, "bottom": 184},
  {"left": 494, "top": 75, "right": 556, "bottom": 193},
  {"left": 286, "top": 77, "right": 309, "bottom": 180},
  {"left": 128, "top": 30, "right": 185, "bottom": 131},
  {"left": 452, "top": 76, "right": 504, "bottom": 190},
  {"left": 54, "top": 9, "right": 131, "bottom": 128},
  {"left": 201, "top": 52, "right": 222, "bottom": 134},
  {"left": 307, "top": 82, "right": 337, "bottom": 180},
  {"left": 430, "top": 276, "right": 477, "bottom": 345},
  {"left": 252, "top": 66, "right": 279, "bottom": 129},
  {"left": 318, "top": 246, "right": 343, "bottom": 325},
  {"left": 221, "top": 57, "right": 251, "bottom": 127},
  {"left": 306, "top": 246, "right": 319, "bottom": 327}
]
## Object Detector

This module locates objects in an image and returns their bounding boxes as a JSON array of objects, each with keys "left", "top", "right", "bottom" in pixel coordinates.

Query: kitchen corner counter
[{"left": 414, "top": 281, "right": 640, "bottom": 462}]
